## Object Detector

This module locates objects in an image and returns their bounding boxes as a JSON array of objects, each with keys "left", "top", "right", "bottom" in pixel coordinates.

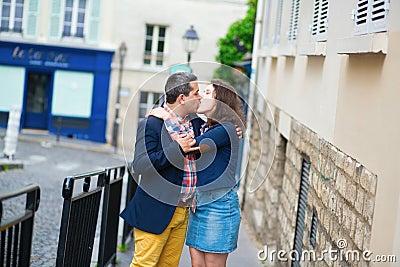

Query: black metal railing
[
  {"left": 56, "top": 169, "right": 106, "bottom": 267},
  {"left": 97, "top": 165, "right": 125, "bottom": 267},
  {"left": 121, "top": 170, "right": 138, "bottom": 246},
  {"left": 56, "top": 164, "right": 138, "bottom": 267},
  {"left": 0, "top": 184, "right": 41, "bottom": 267}
]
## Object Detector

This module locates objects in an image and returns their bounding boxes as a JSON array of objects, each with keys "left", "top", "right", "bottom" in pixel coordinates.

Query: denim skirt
[{"left": 185, "top": 189, "right": 241, "bottom": 253}]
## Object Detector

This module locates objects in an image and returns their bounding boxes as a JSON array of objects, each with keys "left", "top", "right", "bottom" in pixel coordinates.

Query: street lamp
[
  {"left": 182, "top": 25, "right": 199, "bottom": 66},
  {"left": 112, "top": 41, "right": 127, "bottom": 153}
]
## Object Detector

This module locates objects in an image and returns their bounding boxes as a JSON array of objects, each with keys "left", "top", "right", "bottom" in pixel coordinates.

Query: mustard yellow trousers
[{"left": 130, "top": 207, "right": 189, "bottom": 267}]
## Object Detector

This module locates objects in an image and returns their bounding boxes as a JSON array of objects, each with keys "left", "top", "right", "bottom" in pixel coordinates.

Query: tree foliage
[{"left": 216, "top": 0, "right": 257, "bottom": 66}]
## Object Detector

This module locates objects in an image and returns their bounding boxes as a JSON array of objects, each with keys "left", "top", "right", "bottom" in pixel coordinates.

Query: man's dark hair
[{"left": 165, "top": 72, "right": 198, "bottom": 104}]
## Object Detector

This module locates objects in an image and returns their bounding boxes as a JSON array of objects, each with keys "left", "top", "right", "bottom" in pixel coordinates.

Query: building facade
[
  {"left": 0, "top": 0, "right": 115, "bottom": 142},
  {"left": 107, "top": 0, "right": 248, "bottom": 153},
  {"left": 0, "top": 0, "right": 114, "bottom": 142},
  {"left": 244, "top": 0, "right": 399, "bottom": 265}
]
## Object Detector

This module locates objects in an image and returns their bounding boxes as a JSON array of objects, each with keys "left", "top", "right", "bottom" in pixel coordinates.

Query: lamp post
[
  {"left": 112, "top": 42, "right": 127, "bottom": 153},
  {"left": 182, "top": 25, "right": 199, "bottom": 66}
]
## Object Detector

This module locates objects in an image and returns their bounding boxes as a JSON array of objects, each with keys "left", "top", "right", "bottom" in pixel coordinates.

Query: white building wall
[{"left": 251, "top": 0, "right": 400, "bottom": 262}]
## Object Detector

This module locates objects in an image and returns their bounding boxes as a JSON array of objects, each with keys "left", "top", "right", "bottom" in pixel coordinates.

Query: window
[
  {"left": 354, "top": 0, "right": 388, "bottom": 35},
  {"left": 52, "top": 70, "right": 94, "bottom": 118},
  {"left": 0, "top": 0, "right": 24, "bottom": 33},
  {"left": 49, "top": 0, "right": 100, "bottom": 43},
  {"left": 138, "top": 92, "right": 163, "bottom": 119},
  {"left": 144, "top": 25, "right": 167, "bottom": 66},
  {"left": 311, "top": 0, "right": 329, "bottom": 42},
  {"left": 287, "top": 0, "right": 300, "bottom": 43},
  {"left": 0, "top": 65, "right": 25, "bottom": 112},
  {"left": 63, "top": 0, "right": 87, "bottom": 38}
]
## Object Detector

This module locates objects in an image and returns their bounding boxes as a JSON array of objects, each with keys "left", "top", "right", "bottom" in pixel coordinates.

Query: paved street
[
  {"left": 0, "top": 134, "right": 262, "bottom": 267},
  {"left": 0, "top": 137, "right": 124, "bottom": 266}
]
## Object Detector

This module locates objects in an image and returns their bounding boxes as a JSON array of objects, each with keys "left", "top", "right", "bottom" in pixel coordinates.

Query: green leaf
[{"left": 215, "top": 0, "right": 257, "bottom": 67}]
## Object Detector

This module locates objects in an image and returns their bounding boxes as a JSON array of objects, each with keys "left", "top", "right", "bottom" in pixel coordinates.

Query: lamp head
[
  {"left": 182, "top": 25, "right": 199, "bottom": 53},
  {"left": 119, "top": 42, "right": 127, "bottom": 58}
]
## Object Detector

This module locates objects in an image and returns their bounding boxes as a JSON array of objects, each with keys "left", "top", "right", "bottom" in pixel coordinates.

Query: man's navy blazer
[{"left": 120, "top": 115, "right": 203, "bottom": 234}]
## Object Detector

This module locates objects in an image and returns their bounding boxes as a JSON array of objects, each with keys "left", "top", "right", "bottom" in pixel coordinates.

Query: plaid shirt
[{"left": 163, "top": 105, "right": 197, "bottom": 203}]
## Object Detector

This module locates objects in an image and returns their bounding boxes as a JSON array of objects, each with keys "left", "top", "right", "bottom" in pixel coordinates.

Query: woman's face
[{"left": 197, "top": 84, "right": 216, "bottom": 115}]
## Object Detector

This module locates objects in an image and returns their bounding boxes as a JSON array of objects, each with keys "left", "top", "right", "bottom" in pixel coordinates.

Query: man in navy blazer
[{"left": 120, "top": 72, "right": 203, "bottom": 267}]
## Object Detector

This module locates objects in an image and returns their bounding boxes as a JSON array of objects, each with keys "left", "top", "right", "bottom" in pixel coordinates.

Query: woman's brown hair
[{"left": 207, "top": 79, "right": 246, "bottom": 130}]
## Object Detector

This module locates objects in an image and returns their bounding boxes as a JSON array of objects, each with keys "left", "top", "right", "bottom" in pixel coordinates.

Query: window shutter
[
  {"left": 291, "top": 157, "right": 311, "bottom": 267},
  {"left": 87, "top": 0, "right": 102, "bottom": 43},
  {"left": 311, "top": 0, "right": 320, "bottom": 38},
  {"left": 273, "top": 0, "right": 284, "bottom": 44},
  {"left": 49, "top": 0, "right": 64, "bottom": 39},
  {"left": 369, "top": 0, "right": 388, "bottom": 33},
  {"left": 354, "top": 0, "right": 388, "bottom": 35},
  {"left": 311, "top": 0, "right": 329, "bottom": 42},
  {"left": 261, "top": 0, "right": 272, "bottom": 47},
  {"left": 354, "top": 0, "right": 369, "bottom": 35},
  {"left": 319, "top": 0, "right": 329, "bottom": 39},
  {"left": 287, "top": 0, "right": 300, "bottom": 43},
  {"left": 24, "top": 0, "right": 40, "bottom": 38}
]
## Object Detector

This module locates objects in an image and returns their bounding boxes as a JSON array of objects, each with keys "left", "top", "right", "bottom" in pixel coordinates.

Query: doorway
[{"left": 23, "top": 72, "right": 52, "bottom": 129}]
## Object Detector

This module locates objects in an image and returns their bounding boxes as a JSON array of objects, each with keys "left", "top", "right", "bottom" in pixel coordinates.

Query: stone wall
[{"left": 243, "top": 103, "right": 377, "bottom": 266}]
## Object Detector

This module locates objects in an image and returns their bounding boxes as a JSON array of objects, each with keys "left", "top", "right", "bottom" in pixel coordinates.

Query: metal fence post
[{"left": 0, "top": 184, "right": 40, "bottom": 267}]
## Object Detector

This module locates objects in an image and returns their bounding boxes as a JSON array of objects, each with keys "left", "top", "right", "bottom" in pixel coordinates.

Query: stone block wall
[{"left": 243, "top": 103, "right": 377, "bottom": 266}]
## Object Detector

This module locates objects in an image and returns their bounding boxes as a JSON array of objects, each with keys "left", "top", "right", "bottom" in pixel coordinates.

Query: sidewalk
[{"left": 116, "top": 218, "right": 263, "bottom": 267}]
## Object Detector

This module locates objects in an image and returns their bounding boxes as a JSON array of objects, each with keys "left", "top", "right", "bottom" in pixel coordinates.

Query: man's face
[{"left": 182, "top": 81, "right": 202, "bottom": 114}]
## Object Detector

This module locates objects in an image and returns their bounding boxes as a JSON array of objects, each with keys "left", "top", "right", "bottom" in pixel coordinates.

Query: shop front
[{"left": 0, "top": 41, "right": 114, "bottom": 143}]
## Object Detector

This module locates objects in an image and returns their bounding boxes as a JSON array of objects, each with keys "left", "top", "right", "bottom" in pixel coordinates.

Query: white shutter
[
  {"left": 354, "top": 0, "right": 388, "bottom": 35},
  {"left": 319, "top": 0, "right": 329, "bottom": 39},
  {"left": 87, "top": 0, "right": 102, "bottom": 43},
  {"left": 311, "top": 0, "right": 329, "bottom": 41},
  {"left": 273, "top": 0, "right": 284, "bottom": 44},
  {"left": 261, "top": 0, "right": 272, "bottom": 47},
  {"left": 48, "top": 0, "right": 64, "bottom": 39},
  {"left": 287, "top": 0, "right": 300, "bottom": 43},
  {"left": 23, "top": 0, "right": 40, "bottom": 38},
  {"left": 369, "top": 0, "right": 388, "bottom": 33},
  {"left": 354, "top": 0, "right": 370, "bottom": 35},
  {"left": 311, "top": 0, "right": 320, "bottom": 38}
]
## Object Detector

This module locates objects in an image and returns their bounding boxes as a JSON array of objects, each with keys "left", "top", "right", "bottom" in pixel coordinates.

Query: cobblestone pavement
[{"left": 0, "top": 138, "right": 125, "bottom": 267}]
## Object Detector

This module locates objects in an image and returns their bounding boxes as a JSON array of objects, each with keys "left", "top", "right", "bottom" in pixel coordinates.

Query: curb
[
  {"left": 17, "top": 135, "right": 119, "bottom": 155},
  {"left": 0, "top": 159, "right": 23, "bottom": 172}
]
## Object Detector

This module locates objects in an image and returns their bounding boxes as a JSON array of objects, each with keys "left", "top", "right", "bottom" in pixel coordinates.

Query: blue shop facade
[{"left": 0, "top": 41, "right": 114, "bottom": 143}]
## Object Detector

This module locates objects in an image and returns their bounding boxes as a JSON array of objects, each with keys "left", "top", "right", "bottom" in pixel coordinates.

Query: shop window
[
  {"left": 0, "top": 0, "right": 24, "bottom": 33},
  {"left": 143, "top": 25, "right": 167, "bottom": 67},
  {"left": 52, "top": 70, "right": 94, "bottom": 118},
  {"left": 354, "top": 0, "right": 388, "bottom": 35},
  {"left": 0, "top": 65, "right": 25, "bottom": 112},
  {"left": 62, "top": 0, "right": 87, "bottom": 38},
  {"left": 138, "top": 91, "right": 163, "bottom": 119}
]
